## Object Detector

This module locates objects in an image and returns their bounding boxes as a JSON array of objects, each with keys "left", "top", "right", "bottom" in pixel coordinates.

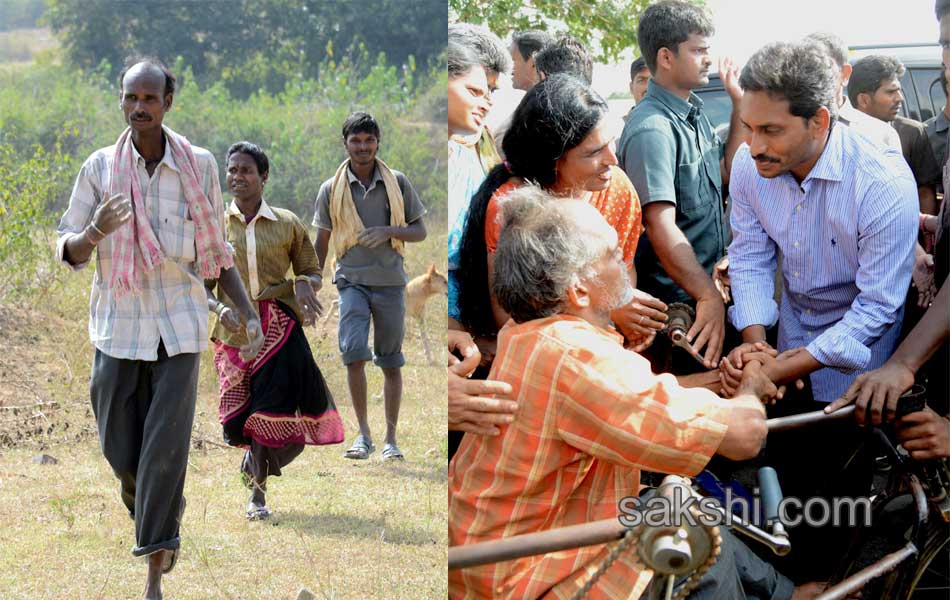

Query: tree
[
  {"left": 449, "top": 0, "right": 699, "bottom": 63},
  {"left": 43, "top": 0, "right": 447, "bottom": 98}
]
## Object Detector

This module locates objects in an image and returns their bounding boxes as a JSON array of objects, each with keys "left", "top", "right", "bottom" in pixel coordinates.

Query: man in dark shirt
[
  {"left": 924, "top": 66, "right": 950, "bottom": 178},
  {"left": 850, "top": 55, "right": 941, "bottom": 215},
  {"left": 617, "top": 0, "right": 745, "bottom": 371}
]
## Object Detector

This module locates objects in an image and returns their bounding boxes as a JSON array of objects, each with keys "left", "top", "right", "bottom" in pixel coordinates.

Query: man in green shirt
[{"left": 617, "top": 0, "right": 744, "bottom": 372}]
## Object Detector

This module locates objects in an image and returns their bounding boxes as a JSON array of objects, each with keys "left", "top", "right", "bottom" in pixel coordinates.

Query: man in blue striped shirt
[
  {"left": 721, "top": 41, "right": 918, "bottom": 582},
  {"left": 724, "top": 42, "right": 917, "bottom": 403}
]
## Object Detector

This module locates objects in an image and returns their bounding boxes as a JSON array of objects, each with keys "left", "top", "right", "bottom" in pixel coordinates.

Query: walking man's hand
[
  {"left": 240, "top": 318, "right": 265, "bottom": 361},
  {"left": 92, "top": 193, "right": 133, "bottom": 235}
]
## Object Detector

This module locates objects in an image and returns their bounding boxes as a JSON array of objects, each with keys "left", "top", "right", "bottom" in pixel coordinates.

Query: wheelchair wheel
[{"left": 878, "top": 518, "right": 950, "bottom": 599}]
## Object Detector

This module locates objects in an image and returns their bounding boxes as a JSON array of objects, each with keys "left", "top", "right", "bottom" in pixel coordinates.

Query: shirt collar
[
  {"left": 130, "top": 137, "right": 179, "bottom": 172},
  {"left": 346, "top": 164, "right": 382, "bottom": 188},
  {"left": 227, "top": 197, "right": 278, "bottom": 222},
  {"left": 644, "top": 79, "right": 704, "bottom": 123},
  {"left": 804, "top": 125, "right": 844, "bottom": 184}
]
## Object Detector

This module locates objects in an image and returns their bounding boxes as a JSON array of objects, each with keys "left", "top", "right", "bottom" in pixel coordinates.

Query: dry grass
[{"left": 0, "top": 233, "right": 448, "bottom": 599}]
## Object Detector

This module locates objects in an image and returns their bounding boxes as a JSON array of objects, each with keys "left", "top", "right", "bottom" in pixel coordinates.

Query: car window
[
  {"left": 900, "top": 71, "right": 920, "bottom": 121},
  {"left": 912, "top": 67, "right": 943, "bottom": 122},
  {"left": 695, "top": 87, "right": 733, "bottom": 131}
]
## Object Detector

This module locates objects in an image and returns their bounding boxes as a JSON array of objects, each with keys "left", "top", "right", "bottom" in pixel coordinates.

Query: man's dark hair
[
  {"left": 637, "top": 1, "right": 714, "bottom": 73},
  {"left": 118, "top": 55, "right": 176, "bottom": 96},
  {"left": 534, "top": 36, "right": 593, "bottom": 85},
  {"left": 937, "top": 0, "right": 950, "bottom": 20},
  {"left": 847, "top": 55, "right": 906, "bottom": 107},
  {"left": 629, "top": 56, "right": 649, "bottom": 81},
  {"left": 341, "top": 111, "right": 380, "bottom": 140},
  {"left": 512, "top": 29, "right": 554, "bottom": 61},
  {"left": 804, "top": 32, "right": 848, "bottom": 68},
  {"left": 739, "top": 41, "right": 839, "bottom": 122},
  {"left": 448, "top": 23, "right": 512, "bottom": 76},
  {"left": 226, "top": 141, "right": 269, "bottom": 177},
  {"left": 457, "top": 74, "right": 607, "bottom": 335}
]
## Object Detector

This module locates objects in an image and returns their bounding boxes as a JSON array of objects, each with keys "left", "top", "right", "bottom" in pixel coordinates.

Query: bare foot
[{"left": 142, "top": 552, "right": 163, "bottom": 599}]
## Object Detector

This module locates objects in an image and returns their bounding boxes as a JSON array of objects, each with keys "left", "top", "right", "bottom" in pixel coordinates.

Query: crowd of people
[
  {"left": 55, "top": 58, "right": 427, "bottom": 599},
  {"left": 447, "top": 1, "right": 950, "bottom": 599}
]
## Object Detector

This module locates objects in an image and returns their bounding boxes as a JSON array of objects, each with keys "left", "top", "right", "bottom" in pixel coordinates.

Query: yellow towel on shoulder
[{"left": 329, "top": 158, "right": 406, "bottom": 260}]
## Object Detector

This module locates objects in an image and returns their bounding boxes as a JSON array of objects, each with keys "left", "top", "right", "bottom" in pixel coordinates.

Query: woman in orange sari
[{"left": 457, "top": 74, "right": 668, "bottom": 349}]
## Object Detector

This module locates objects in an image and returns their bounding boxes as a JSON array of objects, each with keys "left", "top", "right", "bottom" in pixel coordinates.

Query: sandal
[
  {"left": 162, "top": 496, "right": 187, "bottom": 573},
  {"left": 381, "top": 443, "right": 405, "bottom": 462},
  {"left": 246, "top": 501, "right": 272, "bottom": 521},
  {"left": 161, "top": 548, "right": 178, "bottom": 574},
  {"left": 344, "top": 434, "right": 376, "bottom": 460}
]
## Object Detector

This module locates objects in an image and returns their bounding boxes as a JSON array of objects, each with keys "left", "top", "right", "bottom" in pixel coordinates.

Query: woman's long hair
[{"left": 457, "top": 74, "right": 608, "bottom": 336}]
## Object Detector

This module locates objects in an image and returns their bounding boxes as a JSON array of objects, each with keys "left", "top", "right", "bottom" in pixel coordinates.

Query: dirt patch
[{"left": 0, "top": 303, "right": 95, "bottom": 448}]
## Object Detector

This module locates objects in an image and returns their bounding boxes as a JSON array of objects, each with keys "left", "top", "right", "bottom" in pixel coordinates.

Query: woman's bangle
[{"left": 213, "top": 302, "right": 226, "bottom": 316}]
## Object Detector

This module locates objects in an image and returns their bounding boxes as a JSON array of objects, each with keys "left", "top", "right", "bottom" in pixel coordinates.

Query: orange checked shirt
[
  {"left": 484, "top": 166, "right": 643, "bottom": 266},
  {"left": 448, "top": 315, "right": 730, "bottom": 600}
]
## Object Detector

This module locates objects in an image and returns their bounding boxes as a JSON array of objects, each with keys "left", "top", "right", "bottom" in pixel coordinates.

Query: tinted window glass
[
  {"left": 900, "top": 71, "right": 920, "bottom": 121},
  {"left": 912, "top": 67, "right": 943, "bottom": 122},
  {"left": 695, "top": 86, "right": 733, "bottom": 131}
]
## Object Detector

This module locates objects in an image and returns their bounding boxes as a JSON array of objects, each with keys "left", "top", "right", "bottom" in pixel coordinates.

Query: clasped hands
[{"left": 718, "top": 341, "right": 805, "bottom": 403}]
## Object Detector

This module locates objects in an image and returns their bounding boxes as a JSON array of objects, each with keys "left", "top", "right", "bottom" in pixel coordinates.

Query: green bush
[
  {"left": 0, "top": 139, "right": 71, "bottom": 299},
  {"left": 0, "top": 50, "right": 446, "bottom": 300}
]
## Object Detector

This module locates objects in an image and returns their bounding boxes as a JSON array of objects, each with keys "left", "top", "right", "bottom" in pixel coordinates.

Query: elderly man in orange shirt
[{"left": 448, "top": 187, "right": 823, "bottom": 600}]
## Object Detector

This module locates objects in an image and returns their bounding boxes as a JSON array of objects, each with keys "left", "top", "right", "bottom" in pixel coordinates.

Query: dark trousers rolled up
[{"left": 90, "top": 342, "right": 200, "bottom": 557}]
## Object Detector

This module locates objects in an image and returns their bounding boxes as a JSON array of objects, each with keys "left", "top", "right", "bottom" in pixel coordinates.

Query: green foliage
[
  {"left": 0, "top": 139, "right": 71, "bottom": 299},
  {"left": 0, "top": 50, "right": 445, "bottom": 300},
  {"left": 450, "top": 0, "right": 704, "bottom": 63},
  {"left": 43, "top": 0, "right": 447, "bottom": 98},
  {"left": 0, "top": 0, "right": 45, "bottom": 32}
]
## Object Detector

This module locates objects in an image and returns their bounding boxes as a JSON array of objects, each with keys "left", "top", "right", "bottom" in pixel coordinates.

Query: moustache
[
  {"left": 753, "top": 153, "right": 779, "bottom": 164},
  {"left": 131, "top": 114, "right": 151, "bottom": 121}
]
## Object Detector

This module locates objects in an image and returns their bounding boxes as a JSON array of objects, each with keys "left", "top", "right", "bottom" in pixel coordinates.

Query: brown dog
[
  {"left": 406, "top": 264, "right": 447, "bottom": 365},
  {"left": 320, "top": 263, "right": 447, "bottom": 365}
]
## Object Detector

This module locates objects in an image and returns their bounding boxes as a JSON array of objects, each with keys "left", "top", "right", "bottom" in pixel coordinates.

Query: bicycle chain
[{"left": 570, "top": 516, "right": 723, "bottom": 600}]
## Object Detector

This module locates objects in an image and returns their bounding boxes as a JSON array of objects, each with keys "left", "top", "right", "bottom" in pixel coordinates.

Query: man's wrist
[{"left": 83, "top": 224, "right": 105, "bottom": 246}]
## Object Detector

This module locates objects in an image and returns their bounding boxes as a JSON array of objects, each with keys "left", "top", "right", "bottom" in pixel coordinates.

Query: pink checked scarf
[{"left": 108, "top": 126, "right": 233, "bottom": 295}]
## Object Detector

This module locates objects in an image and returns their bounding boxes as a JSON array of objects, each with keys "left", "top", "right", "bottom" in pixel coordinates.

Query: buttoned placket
[{"left": 245, "top": 212, "right": 263, "bottom": 299}]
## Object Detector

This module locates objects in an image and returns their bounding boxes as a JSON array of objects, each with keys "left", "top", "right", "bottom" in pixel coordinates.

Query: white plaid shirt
[{"left": 56, "top": 142, "right": 225, "bottom": 361}]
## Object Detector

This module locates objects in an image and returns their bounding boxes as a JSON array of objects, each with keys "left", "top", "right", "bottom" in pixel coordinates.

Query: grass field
[{"left": 0, "top": 232, "right": 448, "bottom": 599}]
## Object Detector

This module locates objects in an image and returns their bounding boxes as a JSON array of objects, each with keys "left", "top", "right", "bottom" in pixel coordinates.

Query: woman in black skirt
[{"left": 208, "top": 141, "right": 344, "bottom": 519}]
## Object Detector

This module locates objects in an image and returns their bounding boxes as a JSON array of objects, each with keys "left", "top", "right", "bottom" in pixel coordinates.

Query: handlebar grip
[
  {"left": 758, "top": 467, "right": 783, "bottom": 525},
  {"left": 896, "top": 386, "right": 926, "bottom": 418}
]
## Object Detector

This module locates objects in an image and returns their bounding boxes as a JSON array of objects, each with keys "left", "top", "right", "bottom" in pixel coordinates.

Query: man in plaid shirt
[
  {"left": 449, "top": 188, "right": 822, "bottom": 599},
  {"left": 56, "top": 57, "right": 263, "bottom": 600}
]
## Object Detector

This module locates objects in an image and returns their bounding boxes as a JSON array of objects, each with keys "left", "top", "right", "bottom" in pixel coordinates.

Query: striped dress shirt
[
  {"left": 449, "top": 315, "right": 729, "bottom": 600},
  {"left": 727, "top": 125, "right": 918, "bottom": 401},
  {"left": 56, "top": 142, "right": 225, "bottom": 361}
]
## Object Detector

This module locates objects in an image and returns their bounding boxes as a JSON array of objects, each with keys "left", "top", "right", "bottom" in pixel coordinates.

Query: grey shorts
[{"left": 337, "top": 280, "right": 405, "bottom": 368}]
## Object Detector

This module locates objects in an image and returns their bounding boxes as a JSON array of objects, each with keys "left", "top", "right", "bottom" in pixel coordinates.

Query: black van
[{"left": 695, "top": 43, "right": 944, "bottom": 131}]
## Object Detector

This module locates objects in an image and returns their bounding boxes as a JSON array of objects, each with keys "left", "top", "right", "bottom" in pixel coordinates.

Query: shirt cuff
[
  {"left": 728, "top": 299, "right": 779, "bottom": 332},
  {"left": 805, "top": 328, "right": 871, "bottom": 373},
  {"left": 56, "top": 232, "right": 90, "bottom": 272}
]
